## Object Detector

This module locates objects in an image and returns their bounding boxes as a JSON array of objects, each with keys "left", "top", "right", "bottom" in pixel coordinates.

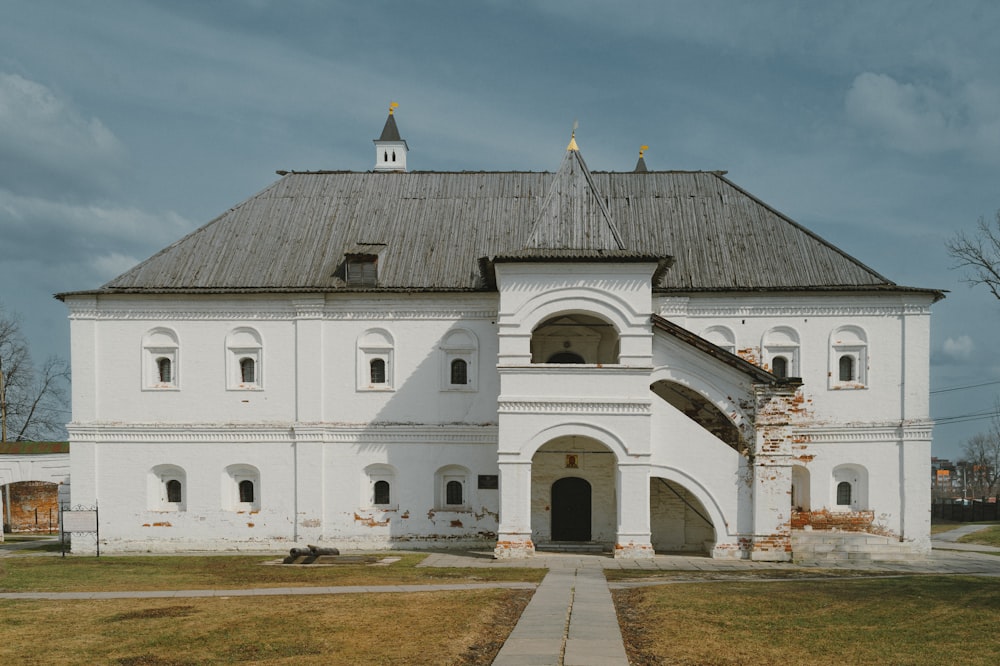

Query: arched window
[
  {"left": 391, "top": 151, "right": 396, "bottom": 161},
  {"left": 227, "top": 327, "right": 263, "bottom": 390},
  {"left": 830, "top": 326, "right": 868, "bottom": 389},
  {"left": 143, "top": 328, "right": 180, "bottom": 389},
  {"left": 365, "top": 464, "right": 397, "bottom": 508},
  {"left": 435, "top": 465, "right": 471, "bottom": 509},
  {"left": 450, "top": 359, "right": 468, "bottom": 385},
  {"left": 836, "top": 481, "right": 852, "bottom": 506},
  {"left": 149, "top": 465, "right": 186, "bottom": 511},
  {"left": 762, "top": 327, "right": 799, "bottom": 378},
  {"left": 547, "top": 351, "right": 586, "bottom": 364},
  {"left": 440, "top": 329, "right": 478, "bottom": 391},
  {"left": 370, "top": 358, "right": 386, "bottom": 384},
  {"left": 238, "top": 479, "right": 255, "bottom": 503},
  {"left": 446, "top": 480, "right": 463, "bottom": 505},
  {"left": 157, "top": 357, "right": 172, "bottom": 383},
  {"left": 358, "top": 329, "right": 394, "bottom": 390},
  {"left": 223, "top": 464, "right": 261, "bottom": 511},
  {"left": 373, "top": 480, "right": 391, "bottom": 505},
  {"left": 832, "top": 464, "right": 868, "bottom": 510},
  {"left": 838, "top": 355, "right": 855, "bottom": 382},
  {"left": 240, "top": 357, "right": 255, "bottom": 384},
  {"left": 383, "top": 151, "right": 388, "bottom": 161},
  {"left": 166, "top": 479, "right": 182, "bottom": 503}
]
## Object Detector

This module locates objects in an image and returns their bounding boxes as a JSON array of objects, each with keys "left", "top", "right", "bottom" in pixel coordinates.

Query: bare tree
[
  {"left": 947, "top": 210, "right": 1000, "bottom": 301},
  {"left": 960, "top": 416, "right": 1000, "bottom": 501},
  {"left": 0, "top": 305, "right": 70, "bottom": 442}
]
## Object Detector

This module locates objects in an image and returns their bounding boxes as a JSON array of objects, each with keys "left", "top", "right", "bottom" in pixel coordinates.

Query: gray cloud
[
  {"left": 845, "top": 72, "right": 1000, "bottom": 162},
  {"left": 0, "top": 73, "right": 127, "bottom": 197}
]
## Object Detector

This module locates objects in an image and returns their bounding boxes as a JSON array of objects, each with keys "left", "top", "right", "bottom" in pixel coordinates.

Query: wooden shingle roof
[{"left": 61, "top": 148, "right": 940, "bottom": 299}]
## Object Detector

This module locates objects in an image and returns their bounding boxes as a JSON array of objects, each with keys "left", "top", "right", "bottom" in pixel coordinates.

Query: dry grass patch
[
  {"left": 614, "top": 575, "right": 1000, "bottom": 665},
  {"left": 1, "top": 589, "right": 532, "bottom": 665},
  {"left": 604, "top": 567, "right": 888, "bottom": 583},
  {"left": 0, "top": 553, "right": 544, "bottom": 592}
]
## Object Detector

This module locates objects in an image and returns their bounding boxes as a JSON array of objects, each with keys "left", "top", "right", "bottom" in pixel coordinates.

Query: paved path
[
  {"left": 4, "top": 535, "right": 1000, "bottom": 666},
  {"left": 492, "top": 567, "right": 628, "bottom": 666}
]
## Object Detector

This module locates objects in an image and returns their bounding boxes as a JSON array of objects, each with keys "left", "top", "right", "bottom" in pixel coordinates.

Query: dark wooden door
[{"left": 551, "top": 477, "right": 591, "bottom": 541}]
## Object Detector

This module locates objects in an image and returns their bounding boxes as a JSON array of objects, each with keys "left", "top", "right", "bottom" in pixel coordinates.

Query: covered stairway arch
[
  {"left": 650, "top": 315, "right": 803, "bottom": 560},
  {"left": 649, "top": 475, "right": 717, "bottom": 553}
]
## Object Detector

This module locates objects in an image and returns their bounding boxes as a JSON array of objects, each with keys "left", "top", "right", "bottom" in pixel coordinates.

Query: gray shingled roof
[{"left": 69, "top": 148, "right": 939, "bottom": 298}]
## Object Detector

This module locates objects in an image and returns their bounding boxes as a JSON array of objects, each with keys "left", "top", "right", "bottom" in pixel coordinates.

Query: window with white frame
[
  {"left": 435, "top": 465, "right": 471, "bottom": 510},
  {"left": 357, "top": 329, "right": 394, "bottom": 390},
  {"left": 142, "top": 328, "right": 180, "bottom": 390},
  {"left": 440, "top": 329, "right": 478, "bottom": 391},
  {"left": 364, "top": 464, "right": 397, "bottom": 508},
  {"left": 149, "top": 464, "right": 186, "bottom": 511},
  {"left": 829, "top": 326, "right": 868, "bottom": 389},
  {"left": 832, "top": 464, "right": 868, "bottom": 510},
  {"left": 762, "top": 326, "right": 800, "bottom": 378},
  {"left": 700, "top": 325, "right": 737, "bottom": 354},
  {"left": 226, "top": 327, "right": 263, "bottom": 390},
  {"left": 224, "top": 464, "right": 260, "bottom": 512}
]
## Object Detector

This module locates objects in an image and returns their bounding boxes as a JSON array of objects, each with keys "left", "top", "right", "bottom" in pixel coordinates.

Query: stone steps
[
  {"left": 535, "top": 541, "right": 609, "bottom": 553},
  {"left": 792, "top": 530, "right": 913, "bottom": 562}
]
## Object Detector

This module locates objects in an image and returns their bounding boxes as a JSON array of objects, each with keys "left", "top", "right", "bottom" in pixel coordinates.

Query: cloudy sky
[{"left": 2, "top": 1, "right": 999, "bottom": 458}]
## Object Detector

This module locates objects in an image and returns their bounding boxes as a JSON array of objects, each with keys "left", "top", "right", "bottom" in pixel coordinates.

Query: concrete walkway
[
  {"left": 492, "top": 567, "right": 628, "bottom": 666},
  {"left": 3, "top": 534, "right": 999, "bottom": 666}
]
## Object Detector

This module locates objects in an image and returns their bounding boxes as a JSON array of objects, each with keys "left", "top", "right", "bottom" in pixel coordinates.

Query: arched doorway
[{"left": 551, "top": 477, "right": 592, "bottom": 541}]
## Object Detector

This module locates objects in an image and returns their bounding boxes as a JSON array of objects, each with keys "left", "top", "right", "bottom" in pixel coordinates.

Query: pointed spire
[
  {"left": 634, "top": 145, "right": 649, "bottom": 173},
  {"left": 567, "top": 120, "right": 579, "bottom": 151},
  {"left": 374, "top": 102, "right": 408, "bottom": 172}
]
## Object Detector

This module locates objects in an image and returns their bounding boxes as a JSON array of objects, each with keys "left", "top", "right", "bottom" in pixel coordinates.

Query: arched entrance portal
[
  {"left": 531, "top": 437, "right": 616, "bottom": 546},
  {"left": 551, "top": 477, "right": 591, "bottom": 541}
]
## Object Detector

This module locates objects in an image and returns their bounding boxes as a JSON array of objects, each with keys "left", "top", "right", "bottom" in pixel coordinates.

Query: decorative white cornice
[
  {"left": 658, "top": 302, "right": 931, "bottom": 318},
  {"left": 325, "top": 309, "right": 498, "bottom": 320},
  {"left": 69, "top": 307, "right": 498, "bottom": 321},
  {"left": 67, "top": 423, "right": 499, "bottom": 445},
  {"left": 498, "top": 399, "right": 651, "bottom": 415},
  {"left": 792, "top": 422, "right": 933, "bottom": 444}
]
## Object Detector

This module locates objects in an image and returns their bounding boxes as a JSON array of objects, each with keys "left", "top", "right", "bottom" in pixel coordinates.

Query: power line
[{"left": 931, "top": 379, "right": 1000, "bottom": 394}]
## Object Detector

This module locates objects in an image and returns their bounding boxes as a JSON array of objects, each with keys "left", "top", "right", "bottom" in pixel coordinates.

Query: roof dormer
[{"left": 374, "top": 102, "right": 408, "bottom": 172}]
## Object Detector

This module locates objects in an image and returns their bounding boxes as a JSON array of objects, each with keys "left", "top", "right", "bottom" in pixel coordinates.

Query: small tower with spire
[
  {"left": 634, "top": 145, "right": 649, "bottom": 173},
  {"left": 374, "top": 102, "right": 408, "bottom": 172}
]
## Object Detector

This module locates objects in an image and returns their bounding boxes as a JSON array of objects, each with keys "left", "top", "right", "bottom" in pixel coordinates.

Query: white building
[{"left": 59, "top": 109, "right": 940, "bottom": 560}]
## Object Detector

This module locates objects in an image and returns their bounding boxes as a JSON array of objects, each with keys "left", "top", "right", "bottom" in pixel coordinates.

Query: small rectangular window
[{"left": 346, "top": 255, "right": 378, "bottom": 287}]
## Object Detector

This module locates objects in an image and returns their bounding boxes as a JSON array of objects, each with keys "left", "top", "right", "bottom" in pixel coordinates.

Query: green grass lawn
[
  {"left": 614, "top": 575, "right": 1000, "bottom": 665},
  {"left": 958, "top": 524, "right": 1000, "bottom": 547},
  {"left": 0, "top": 552, "right": 544, "bottom": 592}
]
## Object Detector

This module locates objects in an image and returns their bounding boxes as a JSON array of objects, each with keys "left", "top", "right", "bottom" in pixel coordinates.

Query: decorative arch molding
[
  {"left": 514, "top": 422, "right": 627, "bottom": 462},
  {"left": 700, "top": 325, "right": 736, "bottom": 353},
  {"left": 363, "top": 463, "right": 398, "bottom": 507},
  {"left": 511, "top": 286, "right": 645, "bottom": 334},
  {"left": 832, "top": 463, "right": 869, "bottom": 510},
  {"left": 226, "top": 326, "right": 263, "bottom": 390},
  {"left": 647, "top": 466, "right": 732, "bottom": 540},
  {"left": 829, "top": 325, "right": 869, "bottom": 388},
  {"left": 357, "top": 328, "right": 395, "bottom": 390},
  {"left": 142, "top": 327, "right": 180, "bottom": 389},
  {"left": 648, "top": 365, "right": 753, "bottom": 434},
  {"left": 761, "top": 326, "right": 800, "bottom": 378},
  {"left": 223, "top": 463, "right": 260, "bottom": 511}
]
